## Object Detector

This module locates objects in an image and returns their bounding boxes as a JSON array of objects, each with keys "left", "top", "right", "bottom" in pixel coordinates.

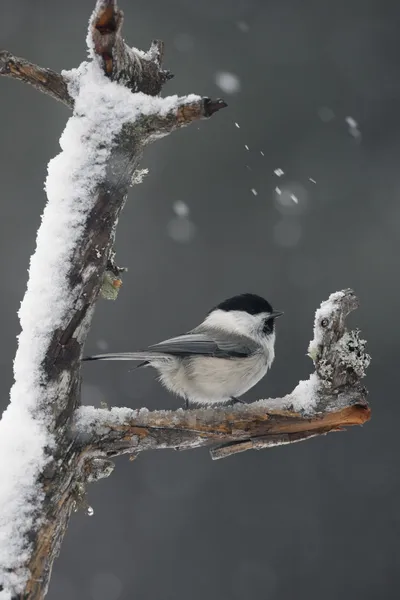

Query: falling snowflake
[
  {"left": 167, "top": 217, "right": 196, "bottom": 243},
  {"left": 236, "top": 21, "right": 250, "bottom": 33},
  {"left": 173, "top": 200, "right": 190, "bottom": 218},
  {"left": 215, "top": 71, "right": 241, "bottom": 94},
  {"left": 96, "top": 339, "right": 109, "bottom": 351},
  {"left": 345, "top": 116, "right": 361, "bottom": 140},
  {"left": 318, "top": 107, "right": 335, "bottom": 122}
]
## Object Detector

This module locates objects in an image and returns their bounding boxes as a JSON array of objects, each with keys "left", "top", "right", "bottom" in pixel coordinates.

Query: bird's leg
[
  {"left": 184, "top": 397, "right": 190, "bottom": 409},
  {"left": 229, "top": 396, "right": 246, "bottom": 405}
]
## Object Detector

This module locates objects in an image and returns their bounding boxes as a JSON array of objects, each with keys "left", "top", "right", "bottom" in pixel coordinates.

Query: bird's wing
[{"left": 148, "top": 331, "right": 256, "bottom": 358}]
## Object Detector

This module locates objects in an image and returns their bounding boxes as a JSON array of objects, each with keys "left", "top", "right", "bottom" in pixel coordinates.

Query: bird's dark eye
[
  {"left": 263, "top": 318, "right": 274, "bottom": 334},
  {"left": 321, "top": 318, "right": 329, "bottom": 328}
]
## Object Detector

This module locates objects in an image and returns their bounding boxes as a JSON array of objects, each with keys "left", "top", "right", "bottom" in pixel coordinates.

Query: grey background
[{"left": 1, "top": 0, "right": 399, "bottom": 598}]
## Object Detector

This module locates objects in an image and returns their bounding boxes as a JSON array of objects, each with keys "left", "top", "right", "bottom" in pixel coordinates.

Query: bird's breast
[{"left": 183, "top": 352, "right": 269, "bottom": 399}]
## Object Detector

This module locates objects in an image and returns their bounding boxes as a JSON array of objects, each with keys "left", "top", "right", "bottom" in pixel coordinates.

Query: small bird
[{"left": 83, "top": 293, "right": 283, "bottom": 407}]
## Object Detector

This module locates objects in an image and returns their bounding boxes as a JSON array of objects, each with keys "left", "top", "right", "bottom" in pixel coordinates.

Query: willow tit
[{"left": 83, "top": 293, "right": 283, "bottom": 407}]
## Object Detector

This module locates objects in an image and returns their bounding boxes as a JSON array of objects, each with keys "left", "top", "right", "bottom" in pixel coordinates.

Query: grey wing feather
[
  {"left": 148, "top": 331, "right": 256, "bottom": 358},
  {"left": 83, "top": 332, "right": 257, "bottom": 362}
]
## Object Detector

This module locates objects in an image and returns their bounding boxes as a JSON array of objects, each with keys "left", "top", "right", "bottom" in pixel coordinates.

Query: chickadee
[{"left": 83, "top": 293, "right": 283, "bottom": 407}]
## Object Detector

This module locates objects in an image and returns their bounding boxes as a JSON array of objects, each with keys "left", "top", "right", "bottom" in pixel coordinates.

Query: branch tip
[
  {"left": 204, "top": 97, "right": 228, "bottom": 116},
  {"left": 163, "top": 70, "right": 174, "bottom": 81},
  {"left": 149, "top": 39, "right": 165, "bottom": 65},
  {"left": 0, "top": 51, "right": 72, "bottom": 107},
  {"left": 93, "top": 1, "right": 123, "bottom": 35}
]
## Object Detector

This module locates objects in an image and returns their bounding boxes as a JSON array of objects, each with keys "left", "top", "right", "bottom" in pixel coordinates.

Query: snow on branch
[
  {"left": 74, "top": 289, "right": 370, "bottom": 461},
  {"left": 0, "top": 1, "right": 226, "bottom": 597}
]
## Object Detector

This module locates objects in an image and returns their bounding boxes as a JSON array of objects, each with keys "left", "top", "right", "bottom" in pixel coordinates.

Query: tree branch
[
  {"left": 0, "top": 50, "right": 72, "bottom": 107},
  {"left": 140, "top": 97, "right": 228, "bottom": 140},
  {"left": 74, "top": 390, "right": 369, "bottom": 458},
  {"left": 0, "top": 0, "right": 175, "bottom": 110},
  {"left": 17, "top": 283, "right": 371, "bottom": 599},
  {"left": 88, "top": 0, "right": 173, "bottom": 93},
  {"left": 72, "top": 290, "right": 370, "bottom": 462},
  {"left": 0, "top": 1, "right": 226, "bottom": 598}
]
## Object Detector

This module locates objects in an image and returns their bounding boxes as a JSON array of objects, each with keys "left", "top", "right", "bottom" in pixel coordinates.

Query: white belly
[{"left": 156, "top": 353, "right": 271, "bottom": 405}]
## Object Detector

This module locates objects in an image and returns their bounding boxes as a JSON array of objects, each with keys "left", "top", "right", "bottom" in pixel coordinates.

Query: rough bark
[
  {"left": 0, "top": 50, "right": 72, "bottom": 107},
  {"left": 74, "top": 390, "right": 369, "bottom": 459}
]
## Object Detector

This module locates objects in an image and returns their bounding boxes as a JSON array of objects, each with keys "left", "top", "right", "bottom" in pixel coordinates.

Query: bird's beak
[{"left": 270, "top": 310, "right": 284, "bottom": 319}]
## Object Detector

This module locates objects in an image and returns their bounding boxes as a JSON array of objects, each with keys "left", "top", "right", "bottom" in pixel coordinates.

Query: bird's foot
[{"left": 228, "top": 396, "right": 246, "bottom": 406}]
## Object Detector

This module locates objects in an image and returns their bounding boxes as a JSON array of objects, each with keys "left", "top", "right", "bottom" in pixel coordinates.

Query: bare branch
[
  {"left": 0, "top": 50, "right": 72, "bottom": 107},
  {"left": 141, "top": 97, "right": 228, "bottom": 140}
]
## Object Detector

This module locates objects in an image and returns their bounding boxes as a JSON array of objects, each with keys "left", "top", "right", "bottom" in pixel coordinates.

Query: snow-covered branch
[
  {"left": 0, "top": 1, "right": 226, "bottom": 598},
  {"left": 73, "top": 289, "right": 370, "bottom": 461}
]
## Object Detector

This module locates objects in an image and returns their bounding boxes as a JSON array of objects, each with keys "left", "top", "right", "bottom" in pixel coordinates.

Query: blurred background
[{"left": 1, "top": 0, "right": 399, "bottom": 598}]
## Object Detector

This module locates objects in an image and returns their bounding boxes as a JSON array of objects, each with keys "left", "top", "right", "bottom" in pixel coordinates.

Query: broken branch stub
[
  {"left": 88, "top": 0, "right": 172, "bottom": 94},
  {"left": 308, "top": 289, "right": 371, "bottom": 392}
]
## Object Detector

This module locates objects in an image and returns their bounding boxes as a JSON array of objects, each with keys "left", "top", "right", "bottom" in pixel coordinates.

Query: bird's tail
[{"left": 82, "top": 351, "right": 166, "bottom": 362}]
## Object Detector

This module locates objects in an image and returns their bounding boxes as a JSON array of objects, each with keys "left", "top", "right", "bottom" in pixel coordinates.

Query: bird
[{"left": 82, "top": 293, "right": 283, "bottom": 408}]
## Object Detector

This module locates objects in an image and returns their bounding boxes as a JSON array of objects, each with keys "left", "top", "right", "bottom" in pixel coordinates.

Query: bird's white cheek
[{"left": 259, "top": 333, "right": 275, "bottom": 369}]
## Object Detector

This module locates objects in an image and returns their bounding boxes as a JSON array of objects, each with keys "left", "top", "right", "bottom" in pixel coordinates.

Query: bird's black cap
[{"left": 211, "top": 293, "right": 274, "bottom": 315}]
